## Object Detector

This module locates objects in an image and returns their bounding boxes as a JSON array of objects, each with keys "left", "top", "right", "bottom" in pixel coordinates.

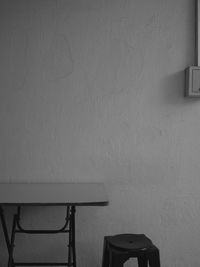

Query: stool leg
[
  {"left": 102, "top": 238, "right": 110, "bottom": 267},
  {"left": 147, "top": 246, "right": 160, "bottom": 267},
  {"left": 137, "top": 256, "right": 148, "bottom": 267},
  {"left": 109, "top": 250, "right": 128, "bottom": 267}
]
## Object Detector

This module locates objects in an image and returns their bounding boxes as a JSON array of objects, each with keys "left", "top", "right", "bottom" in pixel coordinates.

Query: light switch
[{"left": 185, "top": 66, "right": 200, "bottom": 97}]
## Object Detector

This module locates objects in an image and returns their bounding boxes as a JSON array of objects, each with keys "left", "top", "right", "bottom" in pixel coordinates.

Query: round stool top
[{"left": 107, "top": 234, "right": 153, "bottom": 251}]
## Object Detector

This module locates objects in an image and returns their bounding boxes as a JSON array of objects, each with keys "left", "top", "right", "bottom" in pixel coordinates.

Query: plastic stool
[{"left": 102, "top": 234, "right": 160, "bottom": 267}]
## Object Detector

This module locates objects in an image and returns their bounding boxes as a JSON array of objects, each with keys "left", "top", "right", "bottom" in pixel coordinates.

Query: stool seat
[
  {"left": 102, "top": 234, "right": 160, "bottom": 267},
  {"left": 107, "top": 234, "right": 153, "bottom": 251}
]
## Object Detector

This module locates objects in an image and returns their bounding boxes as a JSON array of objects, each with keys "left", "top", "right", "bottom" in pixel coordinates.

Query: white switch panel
[{"left": 185, "top": 66, "right": 200, "bottom": 97}]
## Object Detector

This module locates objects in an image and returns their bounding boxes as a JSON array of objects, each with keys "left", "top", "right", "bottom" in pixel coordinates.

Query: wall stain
[
  {"left": 43, "top": 33, "right": 74, "bottom": 81},
  {"left": 0, "top": 27, "right": 29, "bottom": 92}
]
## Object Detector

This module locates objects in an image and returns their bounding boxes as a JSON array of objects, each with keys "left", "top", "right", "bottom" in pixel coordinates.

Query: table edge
[{"left": 0, "top": 201, "right": 109, "bottom": 206}]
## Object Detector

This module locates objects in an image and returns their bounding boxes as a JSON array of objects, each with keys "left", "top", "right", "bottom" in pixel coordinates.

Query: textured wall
[{"left": 0, "top": 0, "right": 199, "bottom": 266}]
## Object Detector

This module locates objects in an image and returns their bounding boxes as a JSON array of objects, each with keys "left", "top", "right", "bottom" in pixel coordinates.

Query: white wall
[{"left": 0, "top": 0, "right": 198, "bottom": 266}]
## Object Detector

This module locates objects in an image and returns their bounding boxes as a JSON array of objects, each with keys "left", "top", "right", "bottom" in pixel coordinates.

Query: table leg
[
  {"left": 0, "top": 206, "right": 10, "bottom": 253},
  {"left": 0, "top": 205, "right": 77, "bottom": 267},
  {"left": 0, "top": 205, "right": 15, "bottom": 267},
  {"left": 71, "top": 206, "right": 76, "bottom": 267},
  {"left": 8, "top": 214, "right": 18, "bottom": 267}
]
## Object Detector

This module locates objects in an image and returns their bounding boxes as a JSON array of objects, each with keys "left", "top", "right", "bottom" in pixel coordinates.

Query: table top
[{"left": 0, "top": 183, "right": 108, "bottom": 206}]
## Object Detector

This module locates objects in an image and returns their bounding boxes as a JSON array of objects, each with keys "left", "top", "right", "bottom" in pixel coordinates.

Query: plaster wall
[{"left": 0, "top": 0, "right": 198, "bottom": 266}]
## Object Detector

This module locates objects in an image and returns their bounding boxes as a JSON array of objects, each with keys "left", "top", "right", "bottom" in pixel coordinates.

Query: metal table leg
[
  {"left": 0, "top": 205, "right": 77, "bottom": 267},
  {"left": 0, "top": 206, "right": 11, "bottom": 254},
  {"left": 71, "top": 206, "right": 76, "bottom": 267},
  {"left": 0, "top": 205, "right": 15, "bottom": 267}
]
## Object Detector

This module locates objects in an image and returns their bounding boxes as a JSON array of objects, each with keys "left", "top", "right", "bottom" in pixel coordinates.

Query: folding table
[{"left": 0, "top": 183, "right": 108, "bottom": 267}]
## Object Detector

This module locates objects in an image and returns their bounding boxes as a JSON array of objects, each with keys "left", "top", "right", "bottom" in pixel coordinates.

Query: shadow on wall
[
  {"left": 162, "top": 70, "right": 185, "bottom": 104},
  {"left": 162, "top": 70, "right": 200, "bottom": 105}
]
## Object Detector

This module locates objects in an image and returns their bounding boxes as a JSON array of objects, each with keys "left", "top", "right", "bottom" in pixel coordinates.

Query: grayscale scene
[{"left": 0, "top": 0, "right": 197, "bottom": 267}]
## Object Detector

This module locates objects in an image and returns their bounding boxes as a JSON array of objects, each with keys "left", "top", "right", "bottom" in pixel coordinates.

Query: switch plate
[{"left": 185, "top": 66, "right": 200, "bottom": 97}]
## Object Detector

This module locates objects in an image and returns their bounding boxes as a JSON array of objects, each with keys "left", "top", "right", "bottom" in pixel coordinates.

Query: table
[{"left": 0, "top": 183, "right": 108, "bottom": 267}]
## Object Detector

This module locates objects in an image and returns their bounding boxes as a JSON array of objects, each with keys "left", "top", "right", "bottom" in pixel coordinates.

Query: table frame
[
  {"left": 0, "top": 205, "right": 76, "bottom": 267},
  {"left": 0, "top": 183, "right": 108, "bottom": 267}
]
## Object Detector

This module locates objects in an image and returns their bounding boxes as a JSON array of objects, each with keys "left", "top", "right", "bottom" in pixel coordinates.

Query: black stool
[{"left": 102, "top": 234, "right": 160, "bottom": 267}]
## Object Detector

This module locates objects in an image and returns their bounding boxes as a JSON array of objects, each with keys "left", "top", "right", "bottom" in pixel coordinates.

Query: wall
[{"left": 0, "top": 0, "right": 198, "bottom": 266}]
